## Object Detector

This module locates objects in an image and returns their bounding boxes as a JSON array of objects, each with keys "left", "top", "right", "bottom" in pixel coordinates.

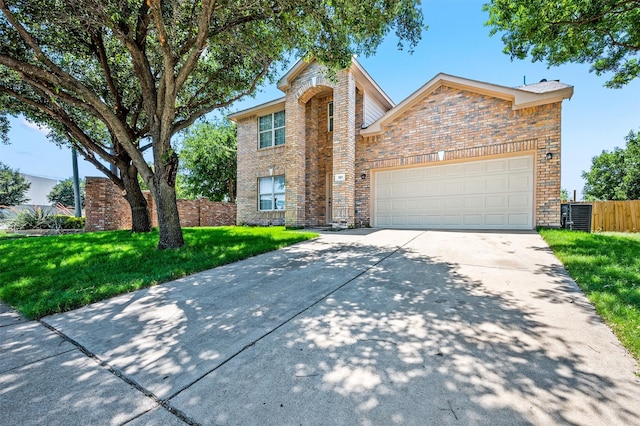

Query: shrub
[
  {"left": 8, "top": 206, "right": 52, "bottom": 230},
  {"left": 6, "top": 207, "right": 85, "bottom": 230},
  {"left": 52, "top": 214, "right": 85, "bottom": 229}
]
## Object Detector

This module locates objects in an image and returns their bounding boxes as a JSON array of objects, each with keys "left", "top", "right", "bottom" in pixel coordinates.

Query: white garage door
[{"left": 374, "top": 156, "right": 534, "bottom": 229}]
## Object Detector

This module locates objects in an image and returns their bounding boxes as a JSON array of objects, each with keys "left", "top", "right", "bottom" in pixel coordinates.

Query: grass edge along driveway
[
  {"left": 0, "top": 226, "right": 317, "bottom": 320},
  {"left": 539, "top": 229, "right": 640, "bottom": 362}
]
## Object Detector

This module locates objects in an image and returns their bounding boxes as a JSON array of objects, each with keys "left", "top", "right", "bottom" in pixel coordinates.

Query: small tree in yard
[
  {"left": 0, "top": 161, "right": 30, "bottom": 206},
  {"left": 48, "top": 178, "right": 85, "bottom": 208},
  {"left": 0, "top": 0, "right": 424, "bottom": 249},
  {"left": 179, "top": 119, "right": 236, "bottom": 202},
  {"left": 582, "top": 130, "right": 640, "bottom": 200}
]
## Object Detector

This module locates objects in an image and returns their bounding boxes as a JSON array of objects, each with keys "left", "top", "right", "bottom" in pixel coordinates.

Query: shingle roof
[{"left": 518, "top": 80, "right": 573, "bottom": 94}]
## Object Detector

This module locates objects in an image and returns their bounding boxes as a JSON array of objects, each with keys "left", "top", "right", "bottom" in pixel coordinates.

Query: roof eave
[{"left": 227, "top": 97, "right": 286, "bottom": 122}]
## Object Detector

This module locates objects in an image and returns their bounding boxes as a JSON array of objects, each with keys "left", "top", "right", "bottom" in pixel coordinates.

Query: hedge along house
[{"left": 229, "top": 58, "right": 573, "bottom": 230}]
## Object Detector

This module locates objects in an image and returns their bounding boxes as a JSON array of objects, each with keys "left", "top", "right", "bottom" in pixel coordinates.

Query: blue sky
[{"left": 1, "top": 0, "right": 638, "bottom": 198}]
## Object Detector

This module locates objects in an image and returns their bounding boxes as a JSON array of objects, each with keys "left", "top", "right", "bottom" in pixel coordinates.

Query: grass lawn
[
  {"left": 539, "top": 229, "right": 640, "bottom": 360},
  {"left": 0, "top": 226, "right": 317, "bottom": 320}
]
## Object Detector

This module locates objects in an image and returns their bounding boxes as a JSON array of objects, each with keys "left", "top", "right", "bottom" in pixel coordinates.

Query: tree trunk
[
  {"left": 154, "top": 177, "right": 184, "bottom": 249},
  {"left": 121, "top": 163, "right": 151, "bottom": 233}
]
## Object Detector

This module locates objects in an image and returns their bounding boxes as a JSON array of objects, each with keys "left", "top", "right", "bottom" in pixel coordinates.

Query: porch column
[
  {"left": 332, "top": 69, "right": 356, "bottom": 228},
  {"left": 284, "top": 95, "right": 306, "bottom": 227}
]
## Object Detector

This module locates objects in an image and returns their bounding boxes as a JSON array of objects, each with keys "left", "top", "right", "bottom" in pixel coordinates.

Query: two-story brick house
[{"left": 229, "top": 58, "right": 573, "bottom": 230}]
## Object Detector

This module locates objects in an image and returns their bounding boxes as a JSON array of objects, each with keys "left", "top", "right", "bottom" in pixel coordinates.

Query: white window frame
[
  {"left": 258, "top": 175, "right": 286, "bottom": 211},
  {"left": 258, "top": 111, "right": 285, "bottom": 149},
  {"left": 328, "top": 101, "right": 334, "bottom": 132}
]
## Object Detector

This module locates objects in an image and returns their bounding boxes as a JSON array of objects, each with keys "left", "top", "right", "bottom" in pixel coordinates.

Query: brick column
[
  {"left": 285, "top": 93, "right": 307, "bottom": 227},
  {"left": 535, "top": 105, "right": 562, "bottom": 227},
  {"left": 331, "top": 69, "right": 356, "bottom": 227}
]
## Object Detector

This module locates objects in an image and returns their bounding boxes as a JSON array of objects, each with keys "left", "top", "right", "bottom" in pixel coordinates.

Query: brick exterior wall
[
  {"left": 234, "top": 61, "right": 565, "bottom": 230},
  {"left": 85, "top": 177, "right": 236, "bottom": 231},
  {"left": 356, "top": 86, "right": 562, "bottom": 227}
]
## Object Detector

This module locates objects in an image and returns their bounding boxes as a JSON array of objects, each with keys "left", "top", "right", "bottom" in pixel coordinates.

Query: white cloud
[{"left": 21, "top": 118, "right": 52, "bottom": 136}]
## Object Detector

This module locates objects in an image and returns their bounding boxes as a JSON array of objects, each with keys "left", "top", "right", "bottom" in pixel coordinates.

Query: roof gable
[
  {"left": 277, "top": 57, "right": 394, "bottom": 109},
  {"left": 360, "top": 73, "right": 573, "bottom": 136}
]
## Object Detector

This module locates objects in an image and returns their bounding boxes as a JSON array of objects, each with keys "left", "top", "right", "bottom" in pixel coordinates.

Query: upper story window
[
  {"left": 258, "top": 175, "right": 285, "bottom": 211},
  {"left": 259, "top": 111, "right": 285, "bottom": 148},
  {"left": 328, "top": 102, "right": 334, "bottom": 132}
]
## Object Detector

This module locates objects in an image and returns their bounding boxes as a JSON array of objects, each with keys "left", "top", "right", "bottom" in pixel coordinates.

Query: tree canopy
[
  {"left": 582, "top": 130, "right": 640, "bottom": 200},
  {"left": 0, "top": 161, "right": 30, "bottom": 206},
  {"left": 48, "top": 178, "right": 85, "bottom": 208},
  {"left": 0, "top": 0, "right": 424, "bottom": 248},
  {"left": 178, "top": 119, "right": 236, "bottom": 202},
  {"left": 484, "top": 0, "right": 640, "bottom": 88}
]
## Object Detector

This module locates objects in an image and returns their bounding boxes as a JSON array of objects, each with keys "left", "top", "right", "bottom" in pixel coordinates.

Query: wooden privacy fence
[{"left": 585, "top": 200, "right": 640, "bottom": 232}]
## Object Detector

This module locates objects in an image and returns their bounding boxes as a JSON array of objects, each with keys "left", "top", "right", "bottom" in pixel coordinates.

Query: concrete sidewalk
[{"left": 2, "top": 229, "right": 639, "bottom": 425}]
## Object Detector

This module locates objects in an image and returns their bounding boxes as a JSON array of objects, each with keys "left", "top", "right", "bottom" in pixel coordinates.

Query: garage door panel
[
  {"left": 485, "top": 214, "right": 506, "bottom": 226},
  {"left": 391, "top": 216, "right": 407, "bottom": 226},
  {"left": 509, "top": 157, "right": 531, "bottom": 171},
  {"left": 406, "top": 199, "right": 423, "bottom": 210},
  {"left": 463, "top": 214, "right": 483, "bottom": 226},
  {"left": 486, "top": 160, "right": 507, "bottom": 173},
  {"left": 443, "top": 181, "right": 463, "bottom": 194},
  {"left": 424, "top": 183, "right": 441, "bottom": 195},
  {"left": 444, "top": 215, "right": 463, "bottom": 226},
  {"left": 464, "top": 162, "right": 485, "bottom": 175},
  {"left": 407, "top": 215, "right": 425, "bottom": 226},
  {"left": 444, "top": 164, "right": 463, "bottom": 176},
  {"left": 391, "top": 170, "right": 406, "bottom": 181},
  {"left": 391, "top": 185, "right": 407, "bottom": 197},
  {"left": 464, "top": 180, "right": 485, "bottom": 193},
  {"left": 486, "top": 178, "right": 507, "bottom": 193},
  {"left": 486, "top": 196, "right": 506, "bottom": 209},
  {"left": 509, "top": 175, "right": 531, "bottom": 191},
  {"left": 464, "top": 196, "right": 484, "bottom": 209},
  {"left": 508, "top": 194, "right": 531, "bottom": 208},
  {"left": 407, "top": 169, "right": 423, "bottom": 180},
  {"left": 406, "top": 183, "right": 424, "bottom": 196},
  {"left": 424, "top": 215, "right": 442, "bottom": 225},
  {"left": 374, "top": 155, "right": 533, "bottom": 229},
  {"left": 376, "top": 184, "right": 392, "bottom": 197},
  {"left": 508, "top": 213, "right": 531, "bottom": 226},
  {"left": 444, "top": 198, "right": 463, "bottom": 209}
]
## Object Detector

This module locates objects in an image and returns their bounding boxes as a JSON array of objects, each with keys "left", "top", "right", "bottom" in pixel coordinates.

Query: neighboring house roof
[{"left": 360, "top": 73, "right": 574, "bottom": 136}]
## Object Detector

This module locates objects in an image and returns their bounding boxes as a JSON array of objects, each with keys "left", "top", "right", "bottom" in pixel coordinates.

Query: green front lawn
[
  {"left": 0, "top": 227, "right": 317, "bottom": 319},
  {"left": 539, "top": 229, "right": 640, "bottom": 360}
]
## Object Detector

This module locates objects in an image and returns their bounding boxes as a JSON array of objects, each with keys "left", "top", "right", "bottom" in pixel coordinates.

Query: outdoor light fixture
[
  {"left": 546, "top": 152, "right": 553, "bottom": 160},
  {"left": 361, "top": 173, "right": 367, "bottom": 179}
]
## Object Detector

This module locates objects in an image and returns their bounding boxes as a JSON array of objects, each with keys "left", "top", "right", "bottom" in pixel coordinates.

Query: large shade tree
[
  {"left": 484, "top": 0, "right": 640, "bottom": 88},
  {"left": 0, "top": 0, "right": 424, "bottom": 248}
]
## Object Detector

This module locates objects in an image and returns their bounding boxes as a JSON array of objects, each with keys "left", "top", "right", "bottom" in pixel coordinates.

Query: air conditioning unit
[{"left": 560, "top": 204, "right": 592, "bottom": 232}]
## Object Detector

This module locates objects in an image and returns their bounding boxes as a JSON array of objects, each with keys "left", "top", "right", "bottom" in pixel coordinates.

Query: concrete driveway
[{"left": 2, "top": 230, "right": 639, "bottom": 425}]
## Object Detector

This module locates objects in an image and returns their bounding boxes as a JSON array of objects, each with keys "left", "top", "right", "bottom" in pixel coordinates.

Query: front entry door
[{"left": 326, "top": 172, "right": 332, "bottom": 224}]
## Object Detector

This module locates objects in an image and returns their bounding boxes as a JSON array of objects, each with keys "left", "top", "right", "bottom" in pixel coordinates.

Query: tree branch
[{"left": 173, "top": 60, "right": 272, "bottom": 136}]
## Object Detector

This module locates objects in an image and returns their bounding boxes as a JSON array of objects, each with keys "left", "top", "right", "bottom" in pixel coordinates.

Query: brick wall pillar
[
  {"left": 535, "top": 106, "right": 562, "bottom": 227},
  {"left": 331, "top": 69, "right": 356, "bottom": 227},
  {"left": 285, "top": 93, "right": 307, "bottom": 227}
]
